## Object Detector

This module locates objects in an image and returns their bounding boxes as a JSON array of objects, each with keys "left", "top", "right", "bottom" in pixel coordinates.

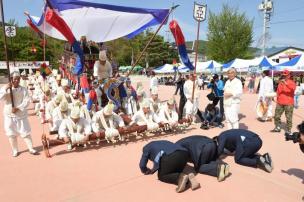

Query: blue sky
[{"left": 4, "top": 0, "right": 304, "bottom": 48}]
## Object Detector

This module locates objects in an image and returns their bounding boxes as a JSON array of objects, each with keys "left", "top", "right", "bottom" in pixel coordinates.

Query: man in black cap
[
  {"left": 139, "top": 140, "right": 200, "bottom": 193},
  {"left": 176, "top": 135, "right": 230, "bottom": 182},
  {"left": 215, "top": 129, "right": 273, "bottom": 173}
]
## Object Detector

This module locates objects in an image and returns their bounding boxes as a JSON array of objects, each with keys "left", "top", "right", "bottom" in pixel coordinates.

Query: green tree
[{"left": 206, "top": 4, "right": 254, "bottom": 63}]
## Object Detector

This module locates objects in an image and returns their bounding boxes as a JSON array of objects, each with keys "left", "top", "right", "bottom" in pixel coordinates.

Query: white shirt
[
  {"left": 258, "top": 76, "right": 274, "bottom": 98},
  {"left": 59, "top": 117, "right": 91, "bottom": 138},
  {"left": 0, "top": 86, "right": 30, "bottom": 119},
  {"left": 131, "top": 110, "right": 160, "bottom": 125},
  {"left": 91, "top": 110, "right": 124, "bottom": 133},
  {"left": 223, "top": 77, "right": 243, "bottom": 106},
  {"left": 150, "top": 77, "right": 158, "bottom": 90},
  {"left": 159, "top": 105, "right": 178, "bottom": 123},
  {"left": 93, "top": 60, "right": 112, "bottom": 80},
  {"left": 183, "top": 80, "right": 199, "bottom": 99}
]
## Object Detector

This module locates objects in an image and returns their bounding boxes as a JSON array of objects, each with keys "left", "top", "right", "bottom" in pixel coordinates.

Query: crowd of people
[{"left": 1, "top": 49, "right": 304, "bottom": 194}]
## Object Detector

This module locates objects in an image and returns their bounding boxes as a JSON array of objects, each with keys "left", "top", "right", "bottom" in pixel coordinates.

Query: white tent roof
[
  {"left": 196, "top": 60, "right": 222, "bottom": 73},
  {"left": 154, "top": 64, "right": 175, "bottom": 74}
]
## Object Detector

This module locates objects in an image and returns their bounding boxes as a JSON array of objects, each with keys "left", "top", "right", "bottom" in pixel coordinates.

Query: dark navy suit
[
  {"left": 139, "top": 140, "right": 188, "bottom": 184},
  {"left": 217, "top": 129, "right": 262, "bottom": 167},
  {"left": 176, "top": 135, "right": 220, "bottom": 177}
]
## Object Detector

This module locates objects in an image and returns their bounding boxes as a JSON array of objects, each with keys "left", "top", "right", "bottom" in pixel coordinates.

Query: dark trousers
[
  {"left": 213, "top": 97, "right": 224, "bottom": 118},
  {"left": 235, "top": 137, "right": 262, "bottom": 167},
  {"left": 175, "top": 84, "right": 182, "bottom": 95},
  {"left": 178, "top": 96, "right": 186, "bottom": 120},
  {"left": 158, "top": 150, "right": 188, "bottom": 185},
  {"left": 197, "top": 142, "right": 219, "bottom": 177}
]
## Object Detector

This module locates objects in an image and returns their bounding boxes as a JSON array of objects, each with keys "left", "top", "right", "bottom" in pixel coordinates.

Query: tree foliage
[{"left": 206, "top": 4, "right": 254, "bottom": 63}]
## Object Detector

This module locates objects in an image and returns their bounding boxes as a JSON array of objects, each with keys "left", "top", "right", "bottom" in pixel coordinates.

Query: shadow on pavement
[{"left": 282, "top": 168, "right": 304, "bottom": 184}]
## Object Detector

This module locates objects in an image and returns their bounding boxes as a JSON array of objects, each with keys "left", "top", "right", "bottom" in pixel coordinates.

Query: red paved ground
[{"left": 0, "top": 76, "right": 303, "bottom": 202}]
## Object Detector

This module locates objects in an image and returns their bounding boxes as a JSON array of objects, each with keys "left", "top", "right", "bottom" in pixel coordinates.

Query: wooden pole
[
  {"left": 0, "top": 0, "right": 14, "bottom": 107},
  {"left": 126, "top": 5, "right": 179, "bottom": 76},
  {"left": 191, "top": 21, "right": 201, "bottom": 100}
]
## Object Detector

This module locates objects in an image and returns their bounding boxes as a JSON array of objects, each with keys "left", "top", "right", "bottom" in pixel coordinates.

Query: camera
[
  {"left": 200, "top": 121, "right": 210, "bottom": 130},
  {"left": 285, "top": 132, "right": 300, "bottom": 143}
]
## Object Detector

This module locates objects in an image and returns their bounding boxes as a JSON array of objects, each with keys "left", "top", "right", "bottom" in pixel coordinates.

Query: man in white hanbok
[
  {"left": 131, "top": 99, "right": 162, "bottom": 131},
  {"left": 92, "top": 102, "right": 125, "bottom": 143},
  {"left": 58, "top": 107, "right": 91, "bottom": 150},
  {"left": 0, "top": 71, "right": 38, "bottom": 157},
  {"left": 149, "top": 86, "right": 162, "bottom": 116},
  {"left": 159, "top": 98, "right": 179, "bottom": 128},
  {"left": 51, "top": 101, "right": 70, "bottom": 132},
  {"left": 93, "top": 50, "right": 113, "bottom": 80},
  {"left": 223, "top": 68, "right": 243, "bottom": 129}
]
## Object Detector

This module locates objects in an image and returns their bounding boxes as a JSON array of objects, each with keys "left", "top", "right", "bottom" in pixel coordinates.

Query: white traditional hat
[
  {"left": 70, "top": 107, "right": 80, "bottom": 119},
  {"left": 137, "top": 87, "right": 144, "bottom": 96},
  {"left": 56, "top": 74, "right": 62, "bottom": 81},
  {"left": 167, "top": 98, "right": 175, "bottom": 105},
  {"left": 54, "top": 94, "right": 62, "bottom": 104},
  {"left": 142, "top": 99, "right": 151, "bottom": 108},
  {"left": 61, "top": 79, "right": 69, "bottom": 87},
  {"left": 52, "top": 69, "right": 58, "bottom": 76},
  {"left": 151, "top": 86, "right": 158, "bottom": 95},
  {"left": 73, "top": 100, "right": 82, "bottom": 108},
  {"left": 10, "top": 70, "right": 20, "bottom": 78},
  {"left": 99, "top": 50, "right": 107, "bottom": 61},
  {"left": 43, "top": 85, "right": 50, "bottom": 93},
  {"left": 103, "top": 101, "right": 114, "bottom": 116},
  {"left": 59, "top": 101, "right": 69, "bottom": 112}
]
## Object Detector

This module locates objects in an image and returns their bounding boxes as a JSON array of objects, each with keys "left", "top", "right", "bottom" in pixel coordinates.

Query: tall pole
[
  {"left": 0, "top": 0, "right": 14, "bottom": 107},
  {"left": 126, "top": 5, "right": 179, "bottom": 76},
  {"left": 191, "top": 21, "right": 200, "bottom": 100},
  {"left": 262, "top": 1, "right": 267, "bottom": 56}
]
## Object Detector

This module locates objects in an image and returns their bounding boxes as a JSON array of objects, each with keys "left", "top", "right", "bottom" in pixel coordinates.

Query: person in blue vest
[
  {"left": 139, "top": 140, "right": 200, "bottom": 193},
  {"left": 214, "top": 129, "right": 273, "bottom": 173},
  {"left": 176, "top": 135, "right": 230, "bottom": 182}
]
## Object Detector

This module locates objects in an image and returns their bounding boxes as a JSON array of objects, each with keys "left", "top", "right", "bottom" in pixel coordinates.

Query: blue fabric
[
  {"left": 87, "top": 98, "right": 93, "bottom": 110},
  {"left": 207, "top": 80, "right": 224, "bottom": 97},
  {"left": 177, "top": 44, "right": 194, "bottom": 70},
  {"left": 48, "top": 0, "right": 169, "bottom": 23},
  {"left": 275, "top": 55, "right": 301, "bottom": 67},
  {"left": 259, "top": 57, "right": 272, "bottom": 67},
  {"left": 222, "top": 59, "right": 234, "bottom": 69},
  {"left": 207, "top": 61, "right": 214, "bottom": 69},
  {"left": 71, "top": 41, "right": 84, "bottom": 75}
]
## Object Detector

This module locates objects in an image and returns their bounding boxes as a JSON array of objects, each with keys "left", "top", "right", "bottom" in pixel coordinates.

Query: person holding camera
[
  {"left": 201, "top": 103, "right": 224, "bottom": 129},
  {"left": 285, "top": 122, "right": 304, "bottom": 153},
  {"left": 207, "top": 74, "right": 225, "bottom": 119},
  {"left": 271, "top": 70, "right": 296, "bottom": 134}
]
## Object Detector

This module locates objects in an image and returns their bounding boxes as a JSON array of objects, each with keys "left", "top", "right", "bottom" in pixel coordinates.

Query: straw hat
[
  {"left": 99, "top": 50, "right": 107, "bottom": 61},
  {"left": 61, "top": 79, "right": 68, "bottom": 87},
  {"left": 54, "top": 94, "right": 62, "bottom": 105},
  {"left": 167, "top": 98, "right": 176, "bottom": 105},
  {"left": 59, "top": 101, "right": 68, "bottom": 112},
  {"left": 70, "top": 107, "right": 80, "bottom": 119},
  {"left": 142, "top": 99, "right": 151, "bottom": 108},
  {"left": 103, "top": 101, "right": 114, "bottom": 116}
]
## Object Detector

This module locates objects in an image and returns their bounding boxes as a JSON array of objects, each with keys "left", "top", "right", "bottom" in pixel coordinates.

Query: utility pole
[{"left": 258, "top": 0, "right": 274, "bottom": 56}]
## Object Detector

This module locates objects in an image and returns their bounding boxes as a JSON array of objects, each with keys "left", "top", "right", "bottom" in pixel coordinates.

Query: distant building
[{"left": 268, "top": 47, "right": 304, "bottom": 64}]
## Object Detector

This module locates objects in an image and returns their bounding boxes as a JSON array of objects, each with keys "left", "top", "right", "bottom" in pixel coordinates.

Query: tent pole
[
  {"left": 0, "top": 0, "right": 14, "bottom": 107},
  {"left": 127, "top": 5, "right": 179, "bottom": 76}
]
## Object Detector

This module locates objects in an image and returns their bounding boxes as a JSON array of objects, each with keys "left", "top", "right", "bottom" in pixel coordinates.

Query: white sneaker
[
  {"left": 67, "top": 144, "right": 72, "bottom": 151},
  {"left": 29, "top": 149, "right": 38, "bottom": 155},
  {"left": 12, "top": 150, "right": 19, "bottom": 157}
]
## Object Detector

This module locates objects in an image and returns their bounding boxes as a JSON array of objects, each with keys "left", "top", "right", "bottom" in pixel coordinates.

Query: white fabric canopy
[
  {"left": 154, "top": 64, "right": 175, "bottom": 73},
  {"left": 28, "top": 0, "right": 169, "bottom": 42}
]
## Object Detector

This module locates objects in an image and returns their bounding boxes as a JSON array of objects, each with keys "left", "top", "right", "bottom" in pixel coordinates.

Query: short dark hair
[{"left": 263, "top": 70, "right": 270, "bottom": 76}]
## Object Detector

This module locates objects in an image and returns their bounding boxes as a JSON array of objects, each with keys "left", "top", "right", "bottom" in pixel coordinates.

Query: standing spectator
[
  {"left": 174, "top": 72, "right": 182, "bottom": 95},
  {"left": 178, "top": 76, "right": 186, "bottom": 120},
  {"left": 257, "top": 70, "right": 274, "bottom": 121},
  {"left": 294, "top": 81, "right": 302, "bottom": 109},
  {"left": 271, "top": 70, "right": 296, "bottom": 134},
  {"left": 223, "top": 68, "right": 243, "bottom": 129},
  {"left": 150, "top": 71, "right": 158, "bottom": 91},
  {"left": 248, "top": 74, "right": 256, "bottom": 93},
  {"left": 208, "top": 74, "right": 224, "bottom": 118}
]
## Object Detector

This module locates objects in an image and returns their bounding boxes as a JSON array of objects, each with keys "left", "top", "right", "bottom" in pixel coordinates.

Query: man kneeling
[
  {"left": 58, "top": 107, "right": 92, "bottom": 150},
  {"left": 139, "top": 140, "right": 200, "bottom": 193},
  {"left": 176, "top": 135, "right": 229, "bottom": 182},
  {"left": 215, "top": 129, "right": 273, "bottom": 173},
  {"left": 92, "top": 101, "right": 125, "bottom": 143}
]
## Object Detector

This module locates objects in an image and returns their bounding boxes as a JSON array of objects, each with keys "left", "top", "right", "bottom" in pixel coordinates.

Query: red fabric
[
  {"left": 276, "top": 79, "right": 296, "bottom": 105},
  {"left": 89, "top": 90, "right": 97, "bottom": 100},
  {"left": 45, "top": 8, "right": 75, "bottom": 44},
  {"left": 27, "top": 19, "right": 41, "bottom": 34},
  {"left": 169, "top": 20, "right": 185, "bottom": 46},
  {"left": 80, "top": 75, "right": 89, "bottom": 89}
]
